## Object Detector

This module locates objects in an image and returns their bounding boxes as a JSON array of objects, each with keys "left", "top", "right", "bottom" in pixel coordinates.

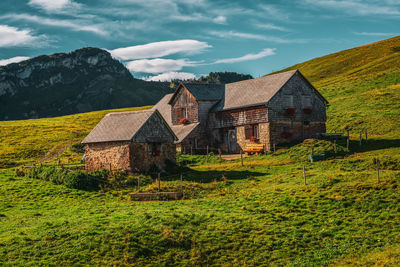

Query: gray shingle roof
[
  {"left": 169, "top": 83, "right": 225, "bottom": 104},
  {"left": 171, "top": 123, "right": 200, "bottom": 142},
  {"left": 82, "top": 110, "right": 169, "bottom": 144},
  {"left": 152, "top": 93, "right": 173, "bottom": 124},
  {"left": 213, "top": 70, "right": 298, "bottom": 111}
]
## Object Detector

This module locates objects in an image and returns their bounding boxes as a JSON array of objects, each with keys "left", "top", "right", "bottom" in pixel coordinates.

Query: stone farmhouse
[
  {"left": 153, "top": 70, "right": 329, "bottom": 153},
  {"left": 82, "top": 110, "right": 177, "bottom": 172}
]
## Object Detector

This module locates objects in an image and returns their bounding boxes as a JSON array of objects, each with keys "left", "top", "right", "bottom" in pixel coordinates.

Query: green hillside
[
  {"left": 273, "top": 35, "right": 400, "bottom": 136},
  {"left": 1, "top": 37, "right": 400, "bottom": 265}
]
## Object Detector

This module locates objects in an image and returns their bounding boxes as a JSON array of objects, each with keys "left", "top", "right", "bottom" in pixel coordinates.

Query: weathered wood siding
[
  {"left": 134, "top": 112, "right": 175, "bottom": 143},
  {"left": 211, "top": 105, "right": 268, "bottom": 129},
  {"left": 171, "top": 87, "right": 198, "bottom": 124},
  {"left": 267, "top": 71, "right": 326, "bottom": 122}
]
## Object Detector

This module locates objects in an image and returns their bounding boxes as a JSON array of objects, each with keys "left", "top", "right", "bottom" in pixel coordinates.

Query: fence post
[
  {"left": 346, "top": 137, "right": 350, "bottom": 150},
  {"left": 359, "top": 133, "right": 362, "bottom": 146},
  {"left": 158, "top": 173, "right": 161, "bottom": 191},
  {"left": 191, "top": 146, "right": 193, "bottom": 155},
  {"left": 303, "top": 165, "right": 307, "bottom": 185},
  {"left": 138, "top": 176, "right": 140, "bottom": 191},
  {"left": 334, "top": 140, "right": 337, "bottom": 153},
  {"left": 273, "top": 143, "right": 276, "bottom": 153},
  {"left": 206, "top": 145, "right": 209, "bottom": 155},
  {"left": 376, "top": 158, "right": 380, "bottom": 183},
  {"left": 180, "top": 173, "right": 183, "bottom": 191},
  {"left": 240, "top": 150, "right": 244, "bottom": 166},
  {"left": 218, "top": 148, "right": 222, "bottom": 164},
  {"left": 109, "top": 163, "right": 112, "bottom": 172}
]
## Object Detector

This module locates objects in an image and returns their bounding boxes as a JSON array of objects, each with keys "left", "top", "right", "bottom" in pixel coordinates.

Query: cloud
[
  {"left": 145, "top": 72, "right": 196, "bottom": 81},
  {"left": 214, "top": 48, "right": 276, "bottom": 64},
  {"left": 259, "top": 4, "right": 290, "bottom": 20},
  {"left": 208, "top": 30, "right": 307, "bottom": 43},
  {"left": 0, "top": 56, "right": 30, "bottom": 66},
  {"left": 212, "top": 16, "right": 227, "bottom": 24},
  {"left": 126, "top": 58, "right": 198, "bottom": 73},
  {"left": 255, "top": 23, "right": 289, "bottom": 32},
  {"left": 0, "top": 14, "right": 107, "bottom": 35},
  {"left": 28, "top": 0, "right": 81, "bottom": 12},
  {"left": 109, "top": 40, "right": 211, "bottom": 60},
  {"left": 0, "top": 25, "right": 39, "bottom": 47},
  {"left": 354, "top": 31, "right": 397, "bottom": 36},
  {"left": 303, "top": 0, "right": 400, "bottom": 15}
]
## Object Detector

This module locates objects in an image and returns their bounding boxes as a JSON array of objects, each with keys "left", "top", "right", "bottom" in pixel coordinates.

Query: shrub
[{"left": 70, "top": 143, "right": 85, "bottom": 154}]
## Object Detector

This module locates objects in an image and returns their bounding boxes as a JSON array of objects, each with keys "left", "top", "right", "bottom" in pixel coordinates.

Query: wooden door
[{"left": 228, "top": 129, "right": 237, "bottom": 153}]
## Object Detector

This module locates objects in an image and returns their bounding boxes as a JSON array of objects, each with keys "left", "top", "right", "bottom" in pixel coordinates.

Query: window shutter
[{"left": 245, "top": 125, "right": 252, "bottom": 139}]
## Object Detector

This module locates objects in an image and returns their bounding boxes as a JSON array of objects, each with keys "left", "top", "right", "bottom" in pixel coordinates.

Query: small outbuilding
[{"left": 82, "top": 109, "right": 177, "bottom": 172}]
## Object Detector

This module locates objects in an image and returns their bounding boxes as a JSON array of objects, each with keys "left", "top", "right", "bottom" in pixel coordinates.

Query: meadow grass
[
  {"left": 1, "top": 36, "right": 400, "bottom": 265},
  {"left": 1, "top": 145, "right": 399, "bottom": 265}
]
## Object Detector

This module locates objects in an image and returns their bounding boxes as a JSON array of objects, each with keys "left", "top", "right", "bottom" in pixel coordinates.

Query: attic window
[{"left": 176, "top": 108, "right": 187, "bottom": 120}]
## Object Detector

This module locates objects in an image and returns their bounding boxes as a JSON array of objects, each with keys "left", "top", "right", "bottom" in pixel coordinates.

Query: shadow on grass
[
  {"left": 348, "top": 139, "right": 400, "bottom": 154},
  {"left": 160, "top": 167, "right": 266, "bottom": 183}
]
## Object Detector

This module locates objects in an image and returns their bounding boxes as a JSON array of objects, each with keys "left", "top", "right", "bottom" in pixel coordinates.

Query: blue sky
[{"left": 0, "top": 0, "right": 399, "bottom": 81}]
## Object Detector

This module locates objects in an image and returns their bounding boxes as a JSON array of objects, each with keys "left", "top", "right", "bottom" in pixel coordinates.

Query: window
[
  {"left": 245, "top": 124, "right": 259, "bottom": 140},
  {"left": 302, "top": 96, "right": 312, "bottom": 108},
  {"left": 286, "top": 95, "right": 294, "bottom": 107},
  {"left": 147, "top": 143, "right": 162, "bottom": 156},
  {"left": 176, "top": 108, "right": 187, "bottom": 120}
]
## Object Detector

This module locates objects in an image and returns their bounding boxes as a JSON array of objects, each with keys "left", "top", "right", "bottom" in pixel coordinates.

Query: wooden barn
[
  {"left": 154, "top": 70, "right": 329, "bottom": 154},
  {"left": 82, "top": 110, "right": 177, "bottom": 172}
]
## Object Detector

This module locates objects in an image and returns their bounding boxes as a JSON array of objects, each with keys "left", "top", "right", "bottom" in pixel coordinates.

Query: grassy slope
[
  {"left": 1, "top": 37, "right": 400, "bottom": 265},
  {"left": 0, "top": 106, "right": 151, "bottom": 167},
  {"left": 273, "top": 35, "right": 400, "bottom": 136}
]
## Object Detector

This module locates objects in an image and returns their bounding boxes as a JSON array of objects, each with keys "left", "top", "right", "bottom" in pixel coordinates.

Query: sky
[{"left": 0, "top": 0, "right": 399, "bottom": 81}]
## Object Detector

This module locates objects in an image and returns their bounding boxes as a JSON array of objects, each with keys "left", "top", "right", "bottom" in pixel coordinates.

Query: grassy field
[{"left": 1, "top": 37, "right": 400, "bottom": 265}]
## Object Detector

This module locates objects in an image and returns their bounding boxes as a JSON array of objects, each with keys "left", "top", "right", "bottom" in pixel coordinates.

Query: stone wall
[
  {"left": 85, "top": 141, "right": 131, "bottom": 171},
  {"left": 130, "top": 142, "right": 176, "bottom": 172},
  {"left": 269, "top": 121, "right": 326, "bottom": 147},
  {"left": 85, "top": 141, "right": 176, "bottom": 172},
  {"left": 236, "top": 122, "right": 271, "bottom": 152}
]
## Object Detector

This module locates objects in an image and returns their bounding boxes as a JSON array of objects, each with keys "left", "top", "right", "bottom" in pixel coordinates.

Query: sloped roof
[
  {"left": 169, "top": 83, "right": 225, "bottom": 104},
  {"left": 171, "top": 123, "right": 200, "bottom": 142},
  {"left": 152, "top": 93, "right": 173, "bottom": 124},
  {"left": 82, "top": 110, "right": 175, "bottom": 144},
  {"left": 213, "top": 70, "right": 298, "bottom": 111}
]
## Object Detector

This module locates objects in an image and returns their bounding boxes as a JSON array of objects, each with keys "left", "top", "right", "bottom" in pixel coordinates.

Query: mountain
[
  {"left": 197, "top": 72, "right": 253, "bottom": 84},
  {"left": 0, "top": 47, "right": 172, "bottom": 120},
  {"left": 270, "top": 36, "right": 400, "bottom": 135}
]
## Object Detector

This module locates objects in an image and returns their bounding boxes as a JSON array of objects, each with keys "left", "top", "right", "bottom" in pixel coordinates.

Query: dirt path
[
  {"left": 221, "top": 154, "right": 250, "bottom": 160},
  {"left": 38, "top": 141, "right": 76, "bottom": 162}
]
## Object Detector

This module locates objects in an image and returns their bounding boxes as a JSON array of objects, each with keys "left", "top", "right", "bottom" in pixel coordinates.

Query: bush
[
  {"left": 70, "top": 143, "right": 85, "bottom": 154},
  {"left": 25, "top": 166, "right": 107, "bottom": 190},
  {"left": 65, "top": 171, "right": 91, "bottom": 189}
]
